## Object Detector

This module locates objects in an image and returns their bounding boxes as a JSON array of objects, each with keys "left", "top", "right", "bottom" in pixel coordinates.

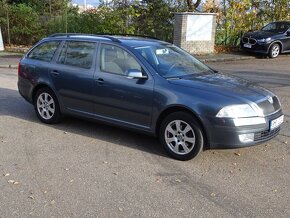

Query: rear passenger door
[
  {"left": 93, "top": 43, "right": 154, "bottom": 129},
  {"left": 50, "top": 40, "right": 97, "bottom": 114}
]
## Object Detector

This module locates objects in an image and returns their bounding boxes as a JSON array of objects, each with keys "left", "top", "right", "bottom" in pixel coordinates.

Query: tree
[
  {"left": 186, "top": 0, "right": 202, "bottom": 11},
  {"left": 132, "top": 0, "right": 175, "bottom": 41},
  {"left": 9, "top": 4, "right": 42, "bottom": 45}
]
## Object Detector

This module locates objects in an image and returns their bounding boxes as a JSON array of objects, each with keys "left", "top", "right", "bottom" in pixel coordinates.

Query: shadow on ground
[{"left": 0, "top": 87, "right": 166, "bottom": 158}]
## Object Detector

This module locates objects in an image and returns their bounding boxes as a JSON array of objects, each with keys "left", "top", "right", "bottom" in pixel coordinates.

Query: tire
[
  {"left": 34, "top": 87, "right": 62, "bottom": 124},
  {"left": 159, "top": 112, "right": 204, "bottom": 161},
  {"left": 268, "top": 43, "right": 280, "bottom": 58}
]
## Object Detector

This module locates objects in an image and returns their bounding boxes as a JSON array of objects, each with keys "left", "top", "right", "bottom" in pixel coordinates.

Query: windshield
[
  {"left": 134, "top": 44, "right": 213, "bottom": 78},
  {"left": 261, "top": 22, "right": 290, "bottom": 33}
]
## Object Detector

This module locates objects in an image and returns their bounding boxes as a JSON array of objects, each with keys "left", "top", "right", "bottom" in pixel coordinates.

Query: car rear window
[
  {"left": 57, "top": 41, "right": 96, "bottom": 69},
  {"left": 27, "top": 41, "right": 60, "bottom": 62}
]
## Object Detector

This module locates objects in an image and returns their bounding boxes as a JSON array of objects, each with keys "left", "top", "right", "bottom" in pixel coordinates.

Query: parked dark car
[
  {"left": 18, "top": 34, "right": 284, "bottom": 160},
  {"left": 241, "top": 21, "right": 290, "bottom": 58}
]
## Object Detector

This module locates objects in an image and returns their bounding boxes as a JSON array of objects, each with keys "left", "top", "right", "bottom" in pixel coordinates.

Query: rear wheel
[
  {"left": 159, "top": 112, "right": 204, "bottom": 161},
  {"left": 34, "top": 88, "right": 62, "bottom": 124},
  {"left": 268, "top": 43, "right": 280, "bottom": 58}
]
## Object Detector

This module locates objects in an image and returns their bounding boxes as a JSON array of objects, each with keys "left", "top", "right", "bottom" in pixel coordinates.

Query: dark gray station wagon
[{"left": 18, "top": 34, "right": 284, "bottom": 160}]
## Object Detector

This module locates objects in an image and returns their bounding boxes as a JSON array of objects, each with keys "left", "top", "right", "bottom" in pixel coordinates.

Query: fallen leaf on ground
[
  {"left": 8, "top": 180, "right": 15, "bottom": 184},
  {"left": 118, "top": 207, "right": 123, "bottom": 212},
  {"left": 3, "top": 173, "right": 10, "bottom": 177},
  {"left": 234, "top": 152, "right": 241, "bottom": 156},
  {"left": 175, "top": 179, "right": 182, "bottom": 183},
  {"left": 28, "top": 195, "right": 34, "bottom": 199}
]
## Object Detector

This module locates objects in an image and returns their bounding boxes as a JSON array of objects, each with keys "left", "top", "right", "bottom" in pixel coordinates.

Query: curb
[
  {"left": 200, "top": 56, "right": 256, "bottom": 63},
  {"left": 5, "top": 47, "right": 29, "bottom": 53},
  {"left": 0, "top": 56, "right": 257, "bottom": 69},
  {"left": 0, "top": 64, "right": 18, "bottom": 69}
]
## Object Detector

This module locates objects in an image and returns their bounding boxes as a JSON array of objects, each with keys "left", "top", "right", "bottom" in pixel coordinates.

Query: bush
[{"left": 6, "top": 4, "right": 42, "bottom": 45}]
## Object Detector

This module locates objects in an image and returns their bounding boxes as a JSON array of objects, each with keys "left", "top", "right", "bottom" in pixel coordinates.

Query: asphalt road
[{"left": 0, "top": 56, "right": 289, "bottom": 217}]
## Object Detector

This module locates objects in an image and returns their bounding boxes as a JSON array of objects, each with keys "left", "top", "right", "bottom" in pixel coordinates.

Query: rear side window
[
  {"left": 57, "top": 41, "right": 96, "bottom": 69},
  {"left": 28, "top": 41, "right": 60, "bottom": 62}
]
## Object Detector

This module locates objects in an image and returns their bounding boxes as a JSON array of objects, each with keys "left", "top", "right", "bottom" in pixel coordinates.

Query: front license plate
[
  {"left": 244, "top": 43, "right": 252, "bottom": 48},
  {"left": 270, "top": 115, "right": 284, "bottom": 131}
]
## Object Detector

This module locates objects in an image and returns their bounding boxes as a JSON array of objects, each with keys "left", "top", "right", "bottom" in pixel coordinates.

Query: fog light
[
  {"left": 239, "top": 133, "right": 254, "bottom": 143},
  {"left": 233, "top": 117, "right": 266, "bottom": 126}
]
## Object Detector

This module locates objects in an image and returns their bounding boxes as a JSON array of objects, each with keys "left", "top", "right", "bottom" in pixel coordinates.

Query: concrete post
[
  {"left": 0, "top": 27, "right": 4, "bottom": 51},
  {"left": 174, "top": 12, "right": 217, "bottom": 54}
]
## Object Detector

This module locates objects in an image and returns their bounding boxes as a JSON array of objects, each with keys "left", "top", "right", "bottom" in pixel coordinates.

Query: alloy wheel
[
  {"left": 164, "top": 120, "right": 196, "bottom": 155},
  {"left": 36, "top": 92, "right": 55, "bottom": 120},
  {"left": 271, "top": 45, "right": 280, "bottom": 58}
]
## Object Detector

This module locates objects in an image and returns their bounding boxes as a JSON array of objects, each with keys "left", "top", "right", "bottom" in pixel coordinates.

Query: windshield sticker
[{"left": 156, "top": 48, "right": 169, "bottom": 55}]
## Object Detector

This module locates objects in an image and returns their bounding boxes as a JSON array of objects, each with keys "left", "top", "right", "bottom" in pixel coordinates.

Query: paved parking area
[{"left": 0, "top": 56, "right": 289, "bottom": 217}]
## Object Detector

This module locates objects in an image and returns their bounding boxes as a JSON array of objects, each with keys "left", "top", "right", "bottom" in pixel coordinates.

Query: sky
[{"left": 72, "top": 0, "right": 100, "bottom": 6}]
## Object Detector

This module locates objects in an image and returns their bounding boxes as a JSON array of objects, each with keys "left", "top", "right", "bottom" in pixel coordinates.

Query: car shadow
[
  {"left": 238, "top": 50, "right": 267, "bottom": 59},
  {"left": 0, "top": 87, "right": 166, "bottom": 158}
]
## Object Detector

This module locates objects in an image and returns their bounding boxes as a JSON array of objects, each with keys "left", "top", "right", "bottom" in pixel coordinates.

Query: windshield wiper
[{"left": 166, "top": 76, "right": 182, "bottom": 80}]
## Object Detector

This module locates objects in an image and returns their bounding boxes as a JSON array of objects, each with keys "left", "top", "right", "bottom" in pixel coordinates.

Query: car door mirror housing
[{"left": 127, "top": 69, "right": 147, "bottom": 79}]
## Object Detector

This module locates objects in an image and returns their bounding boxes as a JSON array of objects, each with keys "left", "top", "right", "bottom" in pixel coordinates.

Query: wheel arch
[
  {"left": 32, "top": 84, "right": 51, "bottom": 102},
  {"left": 155, "top": 106, "right": 209, "bottom": 149},
  {"left": 267, "top": 41, "right": 283, "bottom": 53}
]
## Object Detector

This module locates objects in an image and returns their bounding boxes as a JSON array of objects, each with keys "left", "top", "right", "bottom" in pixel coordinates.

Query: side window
[
  {"left": 100, "top": 44, "right": 141, "bottom": 75},
  {"left": 57, "top": 41, "right": 96, "bottom": 69},
  {"left": 28, "top": 41, "right": 60, "bottom": 62}
]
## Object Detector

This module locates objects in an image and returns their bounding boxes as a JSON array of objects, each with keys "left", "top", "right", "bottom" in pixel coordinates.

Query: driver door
[{"left": 93, "top": 43, "right": 154, "bottom": 129}]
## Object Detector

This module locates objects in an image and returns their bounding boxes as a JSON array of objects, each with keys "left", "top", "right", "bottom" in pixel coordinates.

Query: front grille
[
  {"left": 254, "top": 127, "right": 280, "bottom": 141},
  {"left": 242, "top": 37, "right": 249, "bottom": 43},
  {"left": 257, "top": 96, "right": 280, "bottom": 116},
  {"left": 249, "top": 38, "right": 257, "bottom": 45},
  {"left": 242, "top": 37, "right": 257, "bottom": 45}
]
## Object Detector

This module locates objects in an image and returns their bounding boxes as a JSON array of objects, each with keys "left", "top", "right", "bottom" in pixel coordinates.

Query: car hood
[
  {"left": 243, "top": 30, "right": 277, "bottom": 39},
  {"left": 168, "top": 73, "right": 273, "bottom": 103}
]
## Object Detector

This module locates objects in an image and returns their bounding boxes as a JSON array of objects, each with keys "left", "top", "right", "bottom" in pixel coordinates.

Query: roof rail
[
  {"left": 101, "top": 33, "right": 159, "bottom": 40},
  {"left": 48, "top": 33, "right": 121, "bottom": 43}
]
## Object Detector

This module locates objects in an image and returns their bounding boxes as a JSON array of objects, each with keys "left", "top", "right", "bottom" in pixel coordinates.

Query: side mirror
[{"left": 127, "top": 69, "right": 147, "bottom": 79}]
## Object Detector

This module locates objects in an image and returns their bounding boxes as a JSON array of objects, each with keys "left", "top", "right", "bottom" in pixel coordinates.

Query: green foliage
[
  {"left": 0, "top": 2, "right": 42, "bottom": 45},
  {"left": 132, "top": 0, "right": 175, "bottom": 41},
  {"left": 0, "top": 0, "right": 289, "bottom": 46},
  {"left": 212, "top": 0, "right": 290, "bottom": 46}
]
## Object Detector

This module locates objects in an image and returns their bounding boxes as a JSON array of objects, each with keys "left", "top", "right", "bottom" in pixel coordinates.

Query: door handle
[
  {"left": 51, "top": 70, "right": 59, "bottom": 76},
  {"left": 96, "top": 78, "right": 104, "bottom": 85}
]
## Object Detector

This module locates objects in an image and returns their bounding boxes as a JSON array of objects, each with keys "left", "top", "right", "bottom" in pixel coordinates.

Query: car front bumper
[
  {"left": 203, "top": 110, "right": 283, "bottom": 149},
  {"left": 240, "top": 41, "right": 272, "bottom": 55}
]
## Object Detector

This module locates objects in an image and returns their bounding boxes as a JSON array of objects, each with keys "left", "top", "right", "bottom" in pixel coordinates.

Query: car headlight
[
  {"left": 257, "top": 37, "right": 271, "bottom": 43},
  {"left": 216, "top": 104, "right": 265, "bottom": 126},
  {"left": 216, "top": 104, "right": 262, "bottom": 118}
]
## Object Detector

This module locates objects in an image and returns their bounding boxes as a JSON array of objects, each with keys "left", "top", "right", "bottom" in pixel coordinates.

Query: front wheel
[
  {"left": 268, "top": 43, "right": 280, "bottom": 58},
  {"left": 34, "top": 87, "right": 62, "bottom": 124},
  {"left": 159, "top": 112, "right": 204, "bottom": 161}
]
